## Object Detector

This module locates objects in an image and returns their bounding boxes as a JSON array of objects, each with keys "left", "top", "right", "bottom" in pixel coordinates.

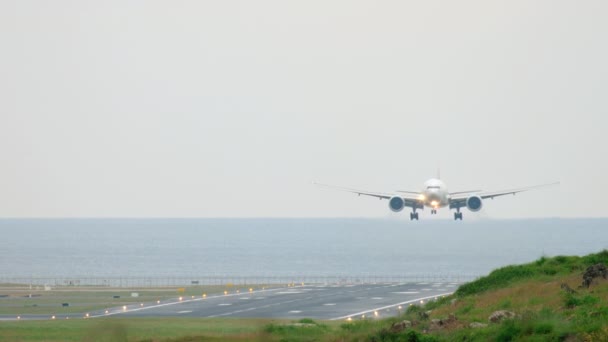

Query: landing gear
[
  {"left": 454, "top": 210, "right": 463, "bottom": 220},
  {"left": 431, "top": 209, "right": 437, "bottom": 215},
  {"left": 410, "top": 212, "right": 419, "bottom": 221}
]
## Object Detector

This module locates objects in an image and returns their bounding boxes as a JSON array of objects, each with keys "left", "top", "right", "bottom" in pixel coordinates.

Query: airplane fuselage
[{"left": 419, "top": 178, "right": 450, "bottom": 209}]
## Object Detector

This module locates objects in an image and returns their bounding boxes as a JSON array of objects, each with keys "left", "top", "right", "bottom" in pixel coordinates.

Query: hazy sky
[{"left": 1, "top": 1, "right": 606, "bottom": 218}]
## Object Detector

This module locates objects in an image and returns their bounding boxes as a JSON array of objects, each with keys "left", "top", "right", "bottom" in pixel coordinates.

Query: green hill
[{"left": 336, "top": 250, "right": 608, "bottom": 342}]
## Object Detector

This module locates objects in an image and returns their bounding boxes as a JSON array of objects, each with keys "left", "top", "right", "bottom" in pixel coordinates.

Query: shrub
[
  {"left": 533, "top": 322, "right": 554, "bottom": 334},
  {"left": 496, "top": 320, "right": 522, "bottom": 342}
]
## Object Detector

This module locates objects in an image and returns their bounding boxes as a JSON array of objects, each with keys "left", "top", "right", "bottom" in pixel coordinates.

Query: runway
[
  {"left": 1, "top": 282, "right": 459, "bottom": 321},
  {"left": 99, "top": 282, "right": 457, "bottom": 320}
]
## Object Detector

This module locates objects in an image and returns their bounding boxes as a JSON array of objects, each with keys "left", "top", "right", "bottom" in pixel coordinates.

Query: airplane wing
[
  {"left": 449, "top": 182, "right": 560, "bottom": 208},
  {"left": 449, "top": 190, "right": 482, "bottom": 195},
  {"left": 314, "top": 182, "right": 423, "bottom": 208}
]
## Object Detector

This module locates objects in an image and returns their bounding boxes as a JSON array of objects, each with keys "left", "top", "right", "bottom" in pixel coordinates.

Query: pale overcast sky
[{"left": 0, "top": 1, "right": 606, "bottom": 218}]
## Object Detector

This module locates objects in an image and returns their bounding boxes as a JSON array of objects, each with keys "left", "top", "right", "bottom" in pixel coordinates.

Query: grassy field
[
  {"left": 2, "top": 251, "right": 608, "bottom": 341},
  {"left": 0, "top": 317, "right": 278, "bottom": 341},
  {"left": 0, "top": 284, "right": 277, "bottom": 315}
]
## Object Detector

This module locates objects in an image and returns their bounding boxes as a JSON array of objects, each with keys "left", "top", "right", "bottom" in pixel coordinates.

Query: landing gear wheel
[
  {"left": 431, "top": 209, "right": 437, "bottom": 215},
  {"left": 410, "top": 212, "right": 419, "bottom": 221},
  {"left": 454, "top": 212, "right": 463, "bottom": 220}
]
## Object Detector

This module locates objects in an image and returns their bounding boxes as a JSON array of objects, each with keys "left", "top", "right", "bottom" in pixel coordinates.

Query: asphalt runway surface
[
  {"left": 1, "top": 282, "right": 459, "bottom": 321},
  {"left": 105, "top": 282, "right": 456, "bottom": 320}
]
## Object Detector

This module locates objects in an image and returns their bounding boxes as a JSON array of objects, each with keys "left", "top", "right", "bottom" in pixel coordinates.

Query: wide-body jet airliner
[{"left": 316, "top": 178, "right": 558, "bottom": 220}]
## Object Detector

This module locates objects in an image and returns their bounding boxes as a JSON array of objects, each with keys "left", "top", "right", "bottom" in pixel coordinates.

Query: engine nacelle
[
  {"left": 388, "top": 196, "right": 405, "bottom": 212},
  {"left": 466, "top": 195, "right": 483, "bottom": 212}
]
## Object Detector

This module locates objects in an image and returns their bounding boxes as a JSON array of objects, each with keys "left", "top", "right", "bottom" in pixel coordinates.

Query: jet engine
[
  {"left": 466, "top": 195, "right": 483, "bottom": 212},
  {"left": 389, "top": 196, "right": 405, "bottom": 212}
]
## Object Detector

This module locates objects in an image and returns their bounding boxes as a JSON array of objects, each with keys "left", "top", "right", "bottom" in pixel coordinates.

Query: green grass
[
  {"left": 0, "top": 318, "right": 275, "bottom": 342},
  {"left": 0, "top": 284, "right": 277, "bottom": 315},
  {"left": 456, "top": 250, "right": 608, "bottom": 297}
]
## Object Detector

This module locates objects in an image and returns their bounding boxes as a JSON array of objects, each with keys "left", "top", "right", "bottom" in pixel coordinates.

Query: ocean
[{"left": 0, "top": 218, "right": 606, "bottom": 282}]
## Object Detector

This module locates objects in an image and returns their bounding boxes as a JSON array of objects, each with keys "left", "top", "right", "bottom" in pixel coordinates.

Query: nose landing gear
[
  {"left": 410, "top": 212, "right": 419, "bottom": 220},
  {"left": 431, "top": 209, "right": 437, "bottom": 214},
  {"left": 454, "top": 210, "right": 463, "bottom": 220}
]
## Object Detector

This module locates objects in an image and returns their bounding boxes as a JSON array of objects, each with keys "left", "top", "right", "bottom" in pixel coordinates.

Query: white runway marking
[
  {"left": 88, "top": 285, "right": 302, "bottom": 319},
  {"left": 218, "top": 303, "right": 232, "bottom": 306},
  {"left": 371, "top": 297, "right": 383, "bottom": 300},
  {"left": 323, "top": 303, "right": 336, "bottom": 306},
  {"left": 277, "top": 291, "right": 304, "bottom": 294},
  {"left": 207, "top": 307, "right": 257, "bottom": 318},
  {"left": 289, "top": 310, "right": 302, "bottom": 313},
  {"left": 422, "top": 289, "right": 432, "bottom": 291},
  {"left": 239, "top": 297, "right": 251, "bottom": 300},
  {"left": 392, "top": 291, "right": 420, "bottom": 294},
  {"left": 177, "top": 310, "right": 192, "bottom": 314},
  {"left": 331, "top": 292, "right": 454, "bottom": 321}
]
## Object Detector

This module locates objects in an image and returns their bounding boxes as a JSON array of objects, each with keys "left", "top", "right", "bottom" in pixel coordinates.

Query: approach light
[
  {"left": 157, "top": 300, "right": 161, "bottom": 304},
  {"left": 224, "top": 291, "right": 228, "bottom": 295},
  {"left": 140, "top": 303, "right": 144, "bottom": 307},
  {"left": 249, "top": 288, "right": 253, "bottom": 293},
  {"left": 398, "top": 306, "right": 402, "bottom": 310},
  {"left": 123, "top": 305, "right": 127, "bottom": 310},
  {"left": 361, "top": 314, "right": 365, "bottom": 319},
  {"left": 179, "top": 297, "right": 183, "bottom": 301},
  {"left": 192, "top": 295, "right": 195, "bottom": 299},
  {"left": 85, "top": 313, "right": 90, "bottom": 318},
  {"left": 17, "top": 316, "right": 20, "bottom": 320},
  {"left": 374, "top": 311, "right": 378, "bottom": 317},
  {"left": 420, "top": 300, "right": 424, "bottom": 304},
  {"left": 105, "top": 310, "right": 109, "bottom": 314},
  {"left": 347, "top": 317, "right": 352, "bottom": 321},
  {"left": 203, "top": 294, "right": 207, "bottom": 298}
]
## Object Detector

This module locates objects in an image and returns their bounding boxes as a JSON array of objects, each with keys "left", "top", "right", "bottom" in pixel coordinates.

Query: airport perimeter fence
[{"left": 0, "top": 274, "right": 481, "bottom": 288}]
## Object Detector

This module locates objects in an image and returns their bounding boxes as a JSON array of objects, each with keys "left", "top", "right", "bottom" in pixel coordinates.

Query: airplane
[{"left": 315, "top": 177, "right": 559, "bottom": 220}]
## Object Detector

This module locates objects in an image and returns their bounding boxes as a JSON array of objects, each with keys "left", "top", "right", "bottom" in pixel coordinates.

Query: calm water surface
[{"left": 0, "top": 218, "right": 606, "bottom": 278}]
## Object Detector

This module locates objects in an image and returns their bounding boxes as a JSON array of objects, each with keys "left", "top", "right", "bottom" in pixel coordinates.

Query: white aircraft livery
[{"left": 316, "top": 178, "right": 558, "bottom": 220}]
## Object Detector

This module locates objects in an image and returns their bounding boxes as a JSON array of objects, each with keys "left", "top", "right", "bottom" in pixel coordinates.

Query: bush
[
  {"left": 496, "top": 320, "right": 522, "bottom": 342},
  {"left": 533, "top": 322, "right": 554, "bottom": 334}
]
